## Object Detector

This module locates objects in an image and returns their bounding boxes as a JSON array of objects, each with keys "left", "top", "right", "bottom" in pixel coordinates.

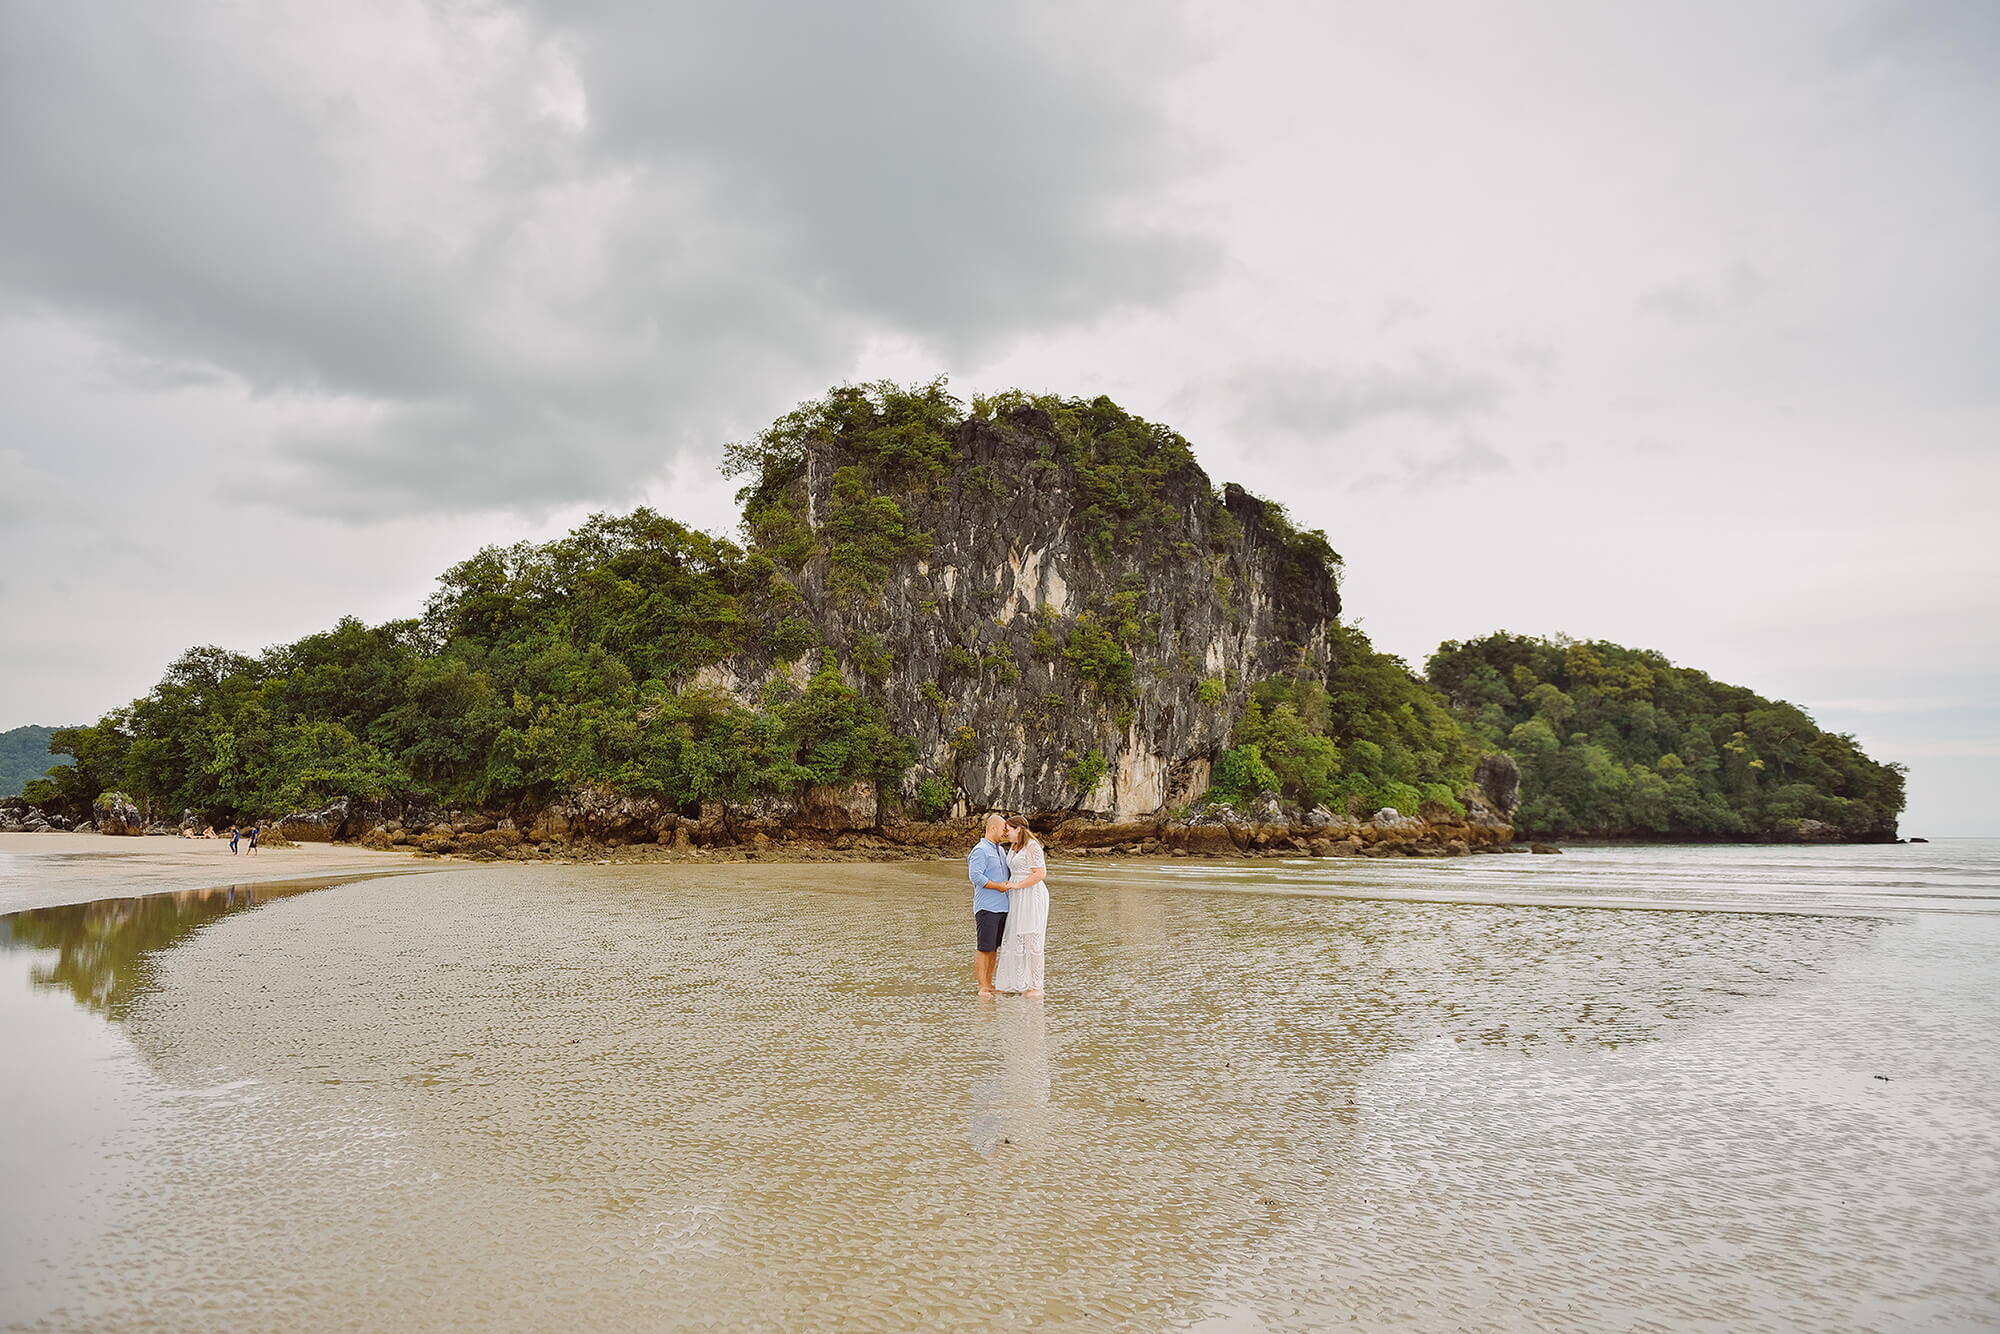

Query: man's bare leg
[{"left": 976, "top": 950, "right": 998, "bottom": 996}]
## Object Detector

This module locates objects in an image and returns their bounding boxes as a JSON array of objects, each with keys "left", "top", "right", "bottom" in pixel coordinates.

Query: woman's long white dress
[{"left": 993, "top": 841, "right": 1049, "bottom": 993}]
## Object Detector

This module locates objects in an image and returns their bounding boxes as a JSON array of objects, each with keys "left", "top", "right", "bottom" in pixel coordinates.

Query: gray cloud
[
  {"left": 1346, "top": 432, "right": 1512, "bottom": 495},
  {"left": 1641, "top": 258, "right": 1771, "bottom": 324},
  {"left": 1223, "top": 358, "right": 1501, "bottom": 440},
  {"left": 555, "top": 1, "right": 1215, "bottom": 337},
  {"left": 1838, "top": 0, "right": 2000, "bottom": 79},
  {"left": 0, "top": 0, "right": 1214, "bottom": 516}
]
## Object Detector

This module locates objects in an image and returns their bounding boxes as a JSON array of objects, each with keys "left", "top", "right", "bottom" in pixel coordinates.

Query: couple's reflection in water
[{"left": 967, "top": 998, "right": 1052, "bottom": 1157}]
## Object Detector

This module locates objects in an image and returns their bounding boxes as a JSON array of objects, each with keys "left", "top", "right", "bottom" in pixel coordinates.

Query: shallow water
[
  {"left": 3, "top": 843, "right": 1998, "bottom": 1331},
  {"left": 0, "top": 835, "right": 429, "bottom": 916}
]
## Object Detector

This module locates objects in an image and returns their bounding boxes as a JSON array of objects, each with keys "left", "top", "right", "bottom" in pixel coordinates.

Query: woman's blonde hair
[{"left": 1004, "top": 814, "right": 1036, "bottom": 850}]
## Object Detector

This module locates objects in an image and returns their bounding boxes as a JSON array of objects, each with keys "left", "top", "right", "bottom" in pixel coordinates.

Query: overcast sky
[{"left": 2, "top": 0, "right": 1994, "bottom": 832}]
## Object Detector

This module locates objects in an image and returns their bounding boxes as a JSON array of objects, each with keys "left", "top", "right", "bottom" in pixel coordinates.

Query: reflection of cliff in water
[{"left": 3, "top": 883, "right": 312, "bottom": 1019}]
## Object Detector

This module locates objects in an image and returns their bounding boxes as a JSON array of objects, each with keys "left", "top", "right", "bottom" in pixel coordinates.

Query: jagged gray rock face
[
  {"left": 724, "top": 410, "right": 1340, "bottom": 819},
  {"left": 1474, "top": 752, "right": 1521, "bottom": 817}
]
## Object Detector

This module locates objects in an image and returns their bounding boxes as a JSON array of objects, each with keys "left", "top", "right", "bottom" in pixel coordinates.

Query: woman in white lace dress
[{"left": 993, "top": 816, "right": 1049, "bottom": 996}]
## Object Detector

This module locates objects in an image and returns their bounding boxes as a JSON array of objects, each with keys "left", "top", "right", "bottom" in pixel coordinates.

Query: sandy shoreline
[
  {"left": 0, "top": 832, "right": 452, "bottom": 917},
  {"left": 0, "top": 830, "right": 975, "bottom": 918}
]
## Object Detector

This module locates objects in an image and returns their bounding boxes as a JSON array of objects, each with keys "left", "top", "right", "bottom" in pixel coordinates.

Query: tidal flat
[{"left": 3, "top": 841, "right": 1997, "bottom": 1331}]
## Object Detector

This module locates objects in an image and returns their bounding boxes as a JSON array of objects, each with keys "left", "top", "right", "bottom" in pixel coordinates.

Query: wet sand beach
[
  {"left": 3, "top": 840, "right": 1997, "bottom": 1330},
  {"left": 0, "top": 833, "right": 448, "bottom": 916}
]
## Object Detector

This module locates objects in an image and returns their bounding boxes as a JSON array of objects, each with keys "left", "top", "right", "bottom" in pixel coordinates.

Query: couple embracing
[{"left": 967, "top": 813, "right": 1051, "bottom": 997}]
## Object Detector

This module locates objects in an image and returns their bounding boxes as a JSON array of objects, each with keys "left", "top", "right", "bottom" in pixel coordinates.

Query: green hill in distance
[
  {"left": 1425, "top": 633, "right": 1904, "bottom": 841},
  {"left": 1, "top": 725, "right": 70, "bottom": 798}
]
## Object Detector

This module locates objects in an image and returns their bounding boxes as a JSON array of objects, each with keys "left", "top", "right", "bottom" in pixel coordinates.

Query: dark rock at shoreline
[
  {"left": 798, "top": 783, "right": 880, "bottom": 830},
  {"left": 272, "top": 801, "right": 1516, "bottom": 863},
  {"left": 93, "top": 791, "right": 143, "bottom": 836},
  {"left": 277, "top": 798, "right": 352, "bottom": 842},
  {"left": 0, "top": 800, "right": 55, "bottom": 832},
  {"left": 1474, "top": 753, "right": 1521, "bottom": 818},
  {"left": 22, "top": 782, "right": 1516, "bottom": 861},
  {"left": 526, "top": 787, "right": 673, "bottom": 843},
  {"left": 0, "top": 802, "right": 70, "bottom": 832},
  {"left": 276, "top": 793, "right": 455, "bottom": 843}
]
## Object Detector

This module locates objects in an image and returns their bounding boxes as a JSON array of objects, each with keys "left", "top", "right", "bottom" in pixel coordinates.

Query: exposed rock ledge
[
  {"left": 268, "top": 783, "right": 1515, "bottom": 863},
  {"left": 0, "top": 796, "right": 72, "bottom": 833}
]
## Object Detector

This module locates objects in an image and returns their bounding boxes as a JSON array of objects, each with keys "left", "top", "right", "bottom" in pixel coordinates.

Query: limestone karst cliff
[{"left": 718, "top": 389, "right": 1341, "bottom": 819}]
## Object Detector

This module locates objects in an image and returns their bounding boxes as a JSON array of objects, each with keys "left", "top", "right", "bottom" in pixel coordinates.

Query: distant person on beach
[
  {"left": 968, "top": 813, "right": 1015, "bottom": 996},
  {"left": 246, "top": 825, "right": 259, "bottom": 855},
  {"left": 993, "top": 815, "right": 1050, "bottom": 996},
  {"left": 229, "top": 826, "right": 240, "bottom": 855}
]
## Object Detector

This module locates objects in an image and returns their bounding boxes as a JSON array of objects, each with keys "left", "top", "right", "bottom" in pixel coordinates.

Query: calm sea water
[{"left": 3, "top": 842, "right": 1997, "bottom": 1331}]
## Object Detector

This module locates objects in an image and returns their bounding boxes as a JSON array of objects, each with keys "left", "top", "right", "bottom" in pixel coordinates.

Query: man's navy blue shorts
[{"left": 975, "top": 909, "right": 1008, "bottom": 953}]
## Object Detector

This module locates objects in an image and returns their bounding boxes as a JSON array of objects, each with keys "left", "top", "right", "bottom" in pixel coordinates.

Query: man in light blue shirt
[{"left": 968, "top": 812, "right": 1014, "bottom": 996}]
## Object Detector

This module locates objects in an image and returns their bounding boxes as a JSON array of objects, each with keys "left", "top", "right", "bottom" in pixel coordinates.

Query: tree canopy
[
  {"left": 1425, "top": 633, "right": 1904, "bottom": 840},
  {"left": 1206, "top": 623, "right": 1481, "bottom": 819},
  {"left": 25, "top": 508, "right": 909, "bottom": 826}
]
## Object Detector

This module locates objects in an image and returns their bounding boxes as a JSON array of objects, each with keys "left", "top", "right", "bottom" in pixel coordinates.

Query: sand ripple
[{"left": 7, "top": 856, "right": 1997, "bottom": 1331}]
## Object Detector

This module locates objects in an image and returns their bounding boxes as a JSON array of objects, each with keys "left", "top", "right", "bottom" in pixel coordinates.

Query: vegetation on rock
[
  {"left": 1426, "top": 633, "right": 1905, "bottom": 840},
  {"left": 719, "top": 380, "right": 1345, "bottom": 816},
  {"left": 1207, "top": 625, "right": 1480, "bottom": 818}
]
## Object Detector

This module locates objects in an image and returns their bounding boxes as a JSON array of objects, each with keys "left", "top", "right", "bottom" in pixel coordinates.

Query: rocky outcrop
[
  {"left": 797, "top": 782, "right": 880, "bottom": 831},
  {"left": 322, "top": 812, "right": 1507, "bottom": 863},
  {"left": 722, "top": 407, "right": 1340, "bottom": 821},
  {"left": 1013, "top": 793, "right": 1514, "bottom": 860},
  {"left": 1047, "top": 806, "right": 1509, "bottom": 859},
  {"left": 276, "top": 798, "right": 352, "bottom": 842},
  {"left": 0, "top": 796, "right": 69, "bottom": 832},
  {"left": 524, "top": 788, "right": 676, "bottom": 844},
  {"left": 92, "top": 791, "right": 143, "bottom": 836},
  {"left": 275, "top": 793, "right": 451, "bottom": 843},
  {"left": 1473, "top": 753, "right": 1520, "bottom": 818},
  {"left": 1773, "top": 818, "right": 1845, "bottom": 844}
]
